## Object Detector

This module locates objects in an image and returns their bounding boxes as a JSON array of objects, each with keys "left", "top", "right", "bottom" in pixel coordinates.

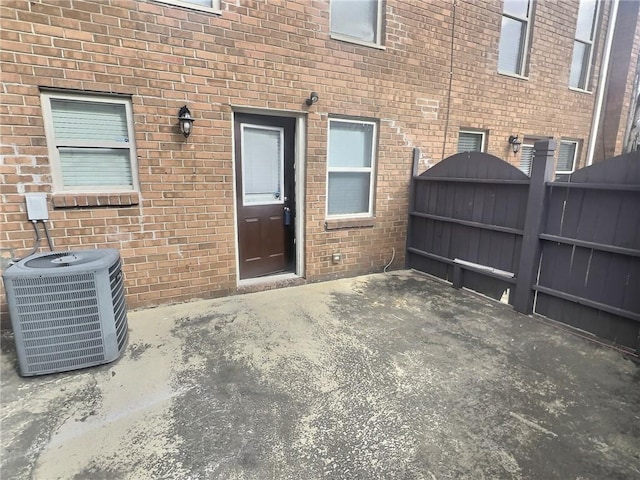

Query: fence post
[
  {"left": 405, "top": 148, "right": 421, "bottom": 268},
  {"left": 514, "top": 139, "right": 556, "bottom": 314}
]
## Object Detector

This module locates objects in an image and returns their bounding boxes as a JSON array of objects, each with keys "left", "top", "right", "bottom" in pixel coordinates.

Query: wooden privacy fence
[{"left": 406, "top": 141, "right": 640, "bottom": 354}]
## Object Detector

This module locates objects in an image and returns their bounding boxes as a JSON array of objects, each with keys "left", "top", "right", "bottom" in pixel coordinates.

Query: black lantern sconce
[
  {"left": 305, "top": 91, "right": 319, "bottom": 106},
  {"left": 508, "top": 135, "right": 522, "bottom": 154},
  {"left": 178, "top": 105, "right": 195, "bottom": 138}
]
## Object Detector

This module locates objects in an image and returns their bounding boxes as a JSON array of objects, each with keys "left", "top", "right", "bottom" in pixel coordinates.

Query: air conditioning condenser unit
[{"left": 2, "top": 249, "right": 129, "bottom": 376}]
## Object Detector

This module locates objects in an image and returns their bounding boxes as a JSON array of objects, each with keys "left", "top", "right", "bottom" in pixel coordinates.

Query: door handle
[{"left": 283, "top": 206, "right": 292, "bottom": 226}]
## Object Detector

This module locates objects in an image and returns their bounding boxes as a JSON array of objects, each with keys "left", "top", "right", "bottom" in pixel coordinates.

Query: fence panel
[
  {"left": 534, "top": 151, "right": 640, "bottom": 351},
  {"left": 407, "top": 151, "right": 530, "bottom": 302},
  {"left": 407, "top": 147, "right": 639, "bottom": 354}
]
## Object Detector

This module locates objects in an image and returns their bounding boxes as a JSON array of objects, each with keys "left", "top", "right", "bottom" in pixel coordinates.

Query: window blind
[
  {"left": 49, "top": 97, "right": 134, "bottom": 189},
  {"left": 557, "top": 142, "right": 577, "bottom": 172},
  {"left": 51, "top": 99, "right": 129, "bottom": 143},
  {"left": 328, "top": 172, "right": 371, "bottom": 215},
  {"left": 519, "top": 144, "right": 534, "bottom": 175},
  {"left": 331, "top": 0, "right": 378, "bottom": 43},
  {"left": 242, "top": 126, "right": 283, "bottom": 204},
  {"left": 59, "top": 148, "right": 132, "bottom": 187},
  {"left": 498, "top": 17, "right": 525, "bottom": 74},
  {"left": 457, "top": 132, "right": 483, "bottom": 153}
]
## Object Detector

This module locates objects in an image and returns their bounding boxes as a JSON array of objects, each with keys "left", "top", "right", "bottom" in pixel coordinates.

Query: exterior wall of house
[
  {"left": 0, "top": 0, "right": 632, "bottom": 323},
  {"left": 595, "top": 0, "right": 640, "bottom": 162}
]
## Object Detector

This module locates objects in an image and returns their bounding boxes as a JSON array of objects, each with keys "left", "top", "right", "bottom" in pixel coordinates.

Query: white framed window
[
  {"left": 557, "top": 140, "right": 579, "bottom": 174},
  {"left": 330, "top": 0, "right": 383, "bottom": 47},
  {"left": 327, "top": 118, "right": 377, "bottom": 218},
  {"left": 457, "top": 131, "right": 486, "bottom": 153},
  {"left": 153, "top": 0, "right": 221, "bottom": 13},
  {"left": 498, "top": 0, "right": 533, "bottom": 77},
  {"left": 519, "top": 141, "right": 535, "bottom": 175},
  {"left": 41, "top": 91, "right": 138, "bottom": 193},
  {"left": 569, "top": 0, "right": 599, "bottom": 90}
]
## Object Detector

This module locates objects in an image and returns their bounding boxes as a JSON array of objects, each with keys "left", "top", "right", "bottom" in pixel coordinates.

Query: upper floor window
[
  {"left": 154, "top": 0, "right": 221, "bottom": 13},
  {"left": 327, "top": 118, "right": 377, "bottom": 218},
  {"left": 569, "top": 0, "right": 599, "bottom": 90},
  {"left": 330, "top": 0, "right": 383, "bottom": 47},
  {"left": 41, "top": 92, "right": 138, "bottom": 193},
  {"left": 457, "top": 131, "right": 486, "bottom": 153},
  {"left": 557, "top": 140, "right": 579, "bottom": 175},
  {"left": 498, "top": 0, "right": 533, "bottom": 77}
]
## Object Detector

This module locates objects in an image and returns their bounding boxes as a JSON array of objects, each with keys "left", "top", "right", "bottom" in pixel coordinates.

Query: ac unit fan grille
[{"left": 11, "top": 272, "right": 105, "bottom": 372}]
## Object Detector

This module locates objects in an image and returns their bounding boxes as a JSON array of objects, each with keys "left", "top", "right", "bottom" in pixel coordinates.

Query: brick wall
[{"left": 0, "top": 0, "right": 626, "bottom": 324}]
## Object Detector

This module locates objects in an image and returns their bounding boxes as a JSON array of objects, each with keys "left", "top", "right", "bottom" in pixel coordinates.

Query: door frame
[{"left": 231, "top": 108, "right": 306, "bottom": 286}]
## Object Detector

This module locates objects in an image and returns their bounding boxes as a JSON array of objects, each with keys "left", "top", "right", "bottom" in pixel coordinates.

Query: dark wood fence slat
[
  {"left": 533, "top": 286, "right": 640, "bottom": 323},
  {"left": 409, "top": 211, "right": 524, "bottom": 236},
  {"left": 546, "top": 182, "right": 640, "bottom": 191},
  {"left": 414, "top": 177, "right": 530, "bottom": 185},
  {"left": 539, "top": 234, "right": 640, "bottom": 257}
]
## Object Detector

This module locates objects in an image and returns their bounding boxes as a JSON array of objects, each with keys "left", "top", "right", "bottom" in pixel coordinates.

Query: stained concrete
[{"left": 1, "top": 271, "right": 639, "bottom": 479}]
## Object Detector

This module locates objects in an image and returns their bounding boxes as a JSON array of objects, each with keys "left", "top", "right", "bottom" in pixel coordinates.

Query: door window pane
[
  {"left": 331, "top": 0, "right": 380, "bottom": 44},
  {"left": 242, "top": 126, "right": 284, "bottom": 205}
]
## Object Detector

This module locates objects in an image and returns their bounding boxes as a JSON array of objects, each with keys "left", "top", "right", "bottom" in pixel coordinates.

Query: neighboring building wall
[
  {"left": 0, "top": 0, "right": 629, "bottom": 322},
  {"left": 595, "top": 0, "right": 640, "bottom": 161}
]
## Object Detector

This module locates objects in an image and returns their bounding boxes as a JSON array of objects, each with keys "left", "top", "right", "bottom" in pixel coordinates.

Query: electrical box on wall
[{"left": 25, "top": 193, "right": 48, "bottom": 221}]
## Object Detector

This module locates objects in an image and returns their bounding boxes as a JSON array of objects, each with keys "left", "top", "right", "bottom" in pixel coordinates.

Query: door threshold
[{"left": 238, "top": 272, "right": 300, "bottom": 289}]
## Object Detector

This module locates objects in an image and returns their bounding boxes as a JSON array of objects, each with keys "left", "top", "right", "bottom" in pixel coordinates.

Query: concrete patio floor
[{"left": 1, "top": 270, "right": 639, "bottom": 479}]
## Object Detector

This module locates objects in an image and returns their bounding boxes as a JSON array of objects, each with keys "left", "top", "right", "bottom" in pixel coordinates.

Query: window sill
[
  {"left": 52, "top": 192, "right": 140, "bottom": 208},
  {"left": 325, "top": 217, "right": 376, "bottom": 230},
  {"left": 330, "top": 34, "right": 385, "bottom": 50},
  {"left": 151, "top": 0, "right": 221, "bottom": 15},
  {"left": 568, "top": 87, "right": 593, "bottom": 95},
  {"left": 497, "top": 71, "right": 529, "bottom": 81}
]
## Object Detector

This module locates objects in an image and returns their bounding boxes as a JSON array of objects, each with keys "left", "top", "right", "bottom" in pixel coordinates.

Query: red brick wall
[{"left": 0, "top": 0, "right": 624, "bottom": 323}]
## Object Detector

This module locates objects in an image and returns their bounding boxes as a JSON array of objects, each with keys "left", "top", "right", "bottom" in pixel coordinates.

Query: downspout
[{"left": 586, "top": 0, "right": 620, "bottom": 166}]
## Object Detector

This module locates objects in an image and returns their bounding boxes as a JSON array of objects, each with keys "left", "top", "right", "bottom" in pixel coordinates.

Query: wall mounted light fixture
[
  {"left": 508, "top": 135, "right": 522, "bottom": 154},
  {"left": 305, "top": 91, "right": 319, "bottom": 106},
  {"left": 178, "top": 105, "right": 194, "bottom": 138}
]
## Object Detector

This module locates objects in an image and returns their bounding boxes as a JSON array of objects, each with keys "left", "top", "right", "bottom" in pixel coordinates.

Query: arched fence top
[
  {"left": 419, "top": 151, "right": 530, "bottom": 181},
  {"left": 556, "top": 150, "right": 640, "bottom": 185}
]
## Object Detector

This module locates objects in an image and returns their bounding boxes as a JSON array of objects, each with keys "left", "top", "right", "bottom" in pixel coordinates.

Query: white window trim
[
  {"left": 41, "top": 91, "right": 139, "bottom": 193},
  {"left": 458, "top": 130, "right": 486, "bottom": 152},
  {"left": 329, "top": 0, "right": 384, "bottom": 48},
  {"left": 326, "top": 118, "right": 378, "bottom": 219},
  {"left": 498, "top": 0, "right": 533, "bottom": 78},
  {"left": 557, "top": 140, "right": 579, "bottom": 174},
  {"left": 240, "top": 123, "right": 285, "bottom": 206},
  {"left": 569, "top": 0, "right": 600, "bottom": 91},
  {"left": 152, "top": 0, "right": 221, "bottom": 14}
]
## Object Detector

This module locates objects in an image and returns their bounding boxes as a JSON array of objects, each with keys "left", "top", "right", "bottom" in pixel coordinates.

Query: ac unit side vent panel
[{"left": 3, "top": 249, "right": 129, "bottom": 376}]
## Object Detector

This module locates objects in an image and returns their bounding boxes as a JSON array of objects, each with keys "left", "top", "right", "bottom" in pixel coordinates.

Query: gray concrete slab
[{"left": 1, "top": 271, "right": 639, "bottom": 480}]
